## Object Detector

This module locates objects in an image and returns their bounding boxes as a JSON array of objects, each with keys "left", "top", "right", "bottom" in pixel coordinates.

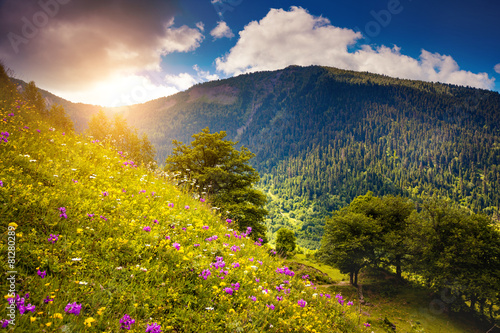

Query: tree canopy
[
  {"left": 164, "top": 127, "right": 268, "bottom": 241},
  {"left": 275, "top": 228, "right": 296, "bottom": 257},
  {"left": 87, "top": 110, "right": 156, "bottom": 166}
]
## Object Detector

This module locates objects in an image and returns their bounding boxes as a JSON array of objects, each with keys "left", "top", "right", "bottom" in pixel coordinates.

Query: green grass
[
  {"left": 286, "top": 253, "right": 349, "bottom": 282},
  {"left": 0, "top": 94, "right": 368, "bottom": 332},
  {"left": 290, "top": 255, "right": 490, "bottom": 333}
]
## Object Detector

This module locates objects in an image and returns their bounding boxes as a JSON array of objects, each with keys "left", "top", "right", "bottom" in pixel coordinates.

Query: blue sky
[{"left": 1, "top": 0, "right": 499, "bottom": 106}]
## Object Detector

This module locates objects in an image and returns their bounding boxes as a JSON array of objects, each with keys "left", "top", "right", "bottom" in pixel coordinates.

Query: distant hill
[{"left": 17, "top": 65, "right": 500, "bottom": 248}]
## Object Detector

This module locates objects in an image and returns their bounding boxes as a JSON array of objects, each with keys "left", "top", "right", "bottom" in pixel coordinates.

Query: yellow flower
[
  {"left": 97, "top": 307, "right": 106, "bottom": 315},
  {"left": 46, "top": 322, "right": 52, "bottom": 327},
  {"left": 8, "top": 222, "right": 18, "bottom": 229},
  {"left": 77, "top": 228, "right": 83, "bottom": 233},
  {"left": 30, "top": 317, "right": 36, "bottom": 323},
  {"left": 84, "top": 317, "right": 96, "bottom": 327},
  {"left": 53, "top": 313, "right": 63, "bottom": 320}
]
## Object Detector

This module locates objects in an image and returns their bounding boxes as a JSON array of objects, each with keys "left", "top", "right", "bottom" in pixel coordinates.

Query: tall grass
[{"left": 0, "top": 94, "right": 367, "bottom": 332}]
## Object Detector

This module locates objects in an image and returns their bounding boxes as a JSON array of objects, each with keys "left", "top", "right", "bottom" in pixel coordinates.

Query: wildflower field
[{"left": 0, "top": 92, "right": 368, "bottom": 331}]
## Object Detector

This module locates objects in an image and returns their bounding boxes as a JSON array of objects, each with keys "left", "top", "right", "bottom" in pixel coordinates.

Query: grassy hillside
[{"left": 0, "top": 87, "right": 366, "bottom": 331}]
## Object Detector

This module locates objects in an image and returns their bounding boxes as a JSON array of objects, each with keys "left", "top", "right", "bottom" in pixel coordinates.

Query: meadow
[{"left": 0, "top": 94, "right": 369, "bottom": 331}]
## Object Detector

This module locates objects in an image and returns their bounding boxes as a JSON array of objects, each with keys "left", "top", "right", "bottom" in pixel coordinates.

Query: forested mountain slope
[{"left": 23, "top": 65, "right": 500, "bottom": 248}]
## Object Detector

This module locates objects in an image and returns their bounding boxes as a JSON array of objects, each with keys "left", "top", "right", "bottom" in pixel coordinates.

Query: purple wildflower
[
  {"left": 266, "top": 304, "right": 275, "bottom": 310},
  {"left": 249, "top": 296, "right": 257, "bottom": 301},
  {"left": 143, "top": 226, "right": 151, "bottom": 232},
  {"left": 19, "top": 303, "right": 36, "bottom": 315},
  {"left": 145, "top": 323, "right": 162, "bottom": 333},
  {"left": 297, "top": 299, "right": 307, "bottom": 308},
  {"left": 223, "top": 287, "right": 234, "bottom": 295},
  {"left": 173, "top": 242, "right": 180, "bottom": 250},
  {"left": 37, "top": 269, "right": 46, "bottom": 278},
  {"left": 0, "top": 320, "right": 9, "bottom": 328},
  {"left": 199, "top": 269, "right": 211, "bottom": 280},
  {"left": 119, "top": 314, "right": 135, "bottom": 330},
  {"left": 64, "top": 302, "right": 82, "bottom": 315},
  {"left": 47, "top": 234, "right": 59, "bottom": 243}
]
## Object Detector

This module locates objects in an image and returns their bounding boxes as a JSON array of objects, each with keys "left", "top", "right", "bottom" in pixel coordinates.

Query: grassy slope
[
  {"left": 289, "top": 255, "right": 489, "bottom": 333},
  {"left": 0, "top": 98, "right": 366, "bottom": 332}
]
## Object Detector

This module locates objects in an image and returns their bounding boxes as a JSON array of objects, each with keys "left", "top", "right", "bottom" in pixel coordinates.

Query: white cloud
[
  {"left": 495, "top": 63, "right": 500, "bottom": 74},
  {"left": 164, "top": 65, "right": 220, "bottom": 92},
  {"left": 216, "top": 6, "right": 495, "bottom": 90},
  {"left": 164, "top": 72, "right": 199, "bottom": 91},
  {"left": 196, "top": 21, "right": 205, "bottom": 32},
  {"left": 210, "top": 21, "right": 235, "bottom": 40}
]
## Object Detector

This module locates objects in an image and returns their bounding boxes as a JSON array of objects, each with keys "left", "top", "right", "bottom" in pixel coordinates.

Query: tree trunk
[
  {"left": 395, "top": 255, "right": 402, "bottom": 280},
  {"left": 470, "top": 295, "right": 477, "bottom": 311},
  {"left": 349, "top": 272, "right": 354, "bottom": 285},
  {"left": 354, "top": 270, "right": 359, "bottom": 286},
  {"left": 478, "top": 298, "right": 485, "bottom": 317}
]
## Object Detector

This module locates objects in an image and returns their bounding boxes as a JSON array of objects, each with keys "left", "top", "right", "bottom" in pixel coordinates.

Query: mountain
[{"left": 21, "top": 65, "right": 500, "bottom": 248}]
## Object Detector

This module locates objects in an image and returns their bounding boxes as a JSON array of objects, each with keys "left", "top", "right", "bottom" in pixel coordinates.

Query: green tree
[
  {"left": 318, "top": 211, "right": 380, "bottom": 286},
  {"left": 276, "top": 228, "right": 296, "bottom": 257},
  {"left": 48, "top": 104, "right": 74, "bottom": 132},
  {"left": 349, "top": 192, "right": 414, "bottom": 279},
  {"left": 408, "top": 198, "right": 500, "bottom": 316},
  {"left": 23, "top": 81, "right": 47, "bottom": 116},
  {"left": 165, "top": 127, "right": 268, "bottom": 240},
  {"left": 87, "top": 111, "right": 156, "bottom": 166}
]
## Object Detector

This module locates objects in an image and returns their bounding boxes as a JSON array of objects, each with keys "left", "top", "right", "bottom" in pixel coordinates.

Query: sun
[{"left": 54, "top": 74, "right": 178, "bottom": 107}]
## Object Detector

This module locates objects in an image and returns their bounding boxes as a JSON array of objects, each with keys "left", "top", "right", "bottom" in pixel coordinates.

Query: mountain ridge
[{"left": 13, "top": 65, "right": 500, "bottom": 248}]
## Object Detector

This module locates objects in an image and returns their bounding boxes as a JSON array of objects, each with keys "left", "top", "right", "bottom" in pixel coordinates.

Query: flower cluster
[
  {"left": 64, "top": 302, "right": 82, "bottom": 315},
  {"left": 297, "top": 299, "right": 307, "bottom": 308},
  {"left": 145, "top": 322, "right": 162, "bottom": 333},
  {"left": 119, "top": 314, "right": 135, "bottom": 330},
  {"left": 0, "top": 131, "right": 9, "bottom": 143},
  {"left": 10, "top": 294, "right": 36, "bottom": 315},
  {"left": 37, "top": 269, "right": 46, "bottom": 278},
  {"left": 47, "top": 234, "right": 59, "bottom": 243},
  {"left": 58, "top": 207, "right": 67, "bottom": 219},
  {"left": 199, "top": 269, "right": 211, "bottom": 280},
  {"left": 276, "top": 266, "right": 295, "bottom": 277}
]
